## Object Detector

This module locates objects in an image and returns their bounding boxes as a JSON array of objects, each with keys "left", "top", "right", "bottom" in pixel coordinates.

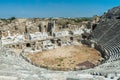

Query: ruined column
[
  {"left": 25, "top": 26, "right": 28, "bottom": 34},
  {"left": 51, "top": 21, "right": 55, "bottom": 36},
  {"left": 38, "top": 24, "right": 42, "bottom": 32},
  {"left": 0, "top": 31, "right": 2, "bottom": 55}
]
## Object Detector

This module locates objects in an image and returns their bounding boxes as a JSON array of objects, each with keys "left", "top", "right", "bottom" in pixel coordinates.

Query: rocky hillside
[{"left": 91, "top": 6, "right": 120, "bottom": 45}]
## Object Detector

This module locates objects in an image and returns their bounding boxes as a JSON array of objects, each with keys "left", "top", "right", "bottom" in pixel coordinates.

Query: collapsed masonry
[{"left": 0, "top": 20, "right": 93, "bottom": 54}]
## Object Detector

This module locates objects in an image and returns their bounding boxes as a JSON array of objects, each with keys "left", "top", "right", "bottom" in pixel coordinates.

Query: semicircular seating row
[{"left": 92, "top": 20, "right": 120, "bottom": 63}]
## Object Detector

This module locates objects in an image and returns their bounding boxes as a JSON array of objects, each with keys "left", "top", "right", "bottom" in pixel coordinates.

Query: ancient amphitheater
[{"left": 1, "top": 6, "right": 120, "bottom": 80}]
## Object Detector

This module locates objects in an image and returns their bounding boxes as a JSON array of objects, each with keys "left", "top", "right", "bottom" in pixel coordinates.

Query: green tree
[{"left": 9, "top": 17, "right": 16, "bottom": 21}]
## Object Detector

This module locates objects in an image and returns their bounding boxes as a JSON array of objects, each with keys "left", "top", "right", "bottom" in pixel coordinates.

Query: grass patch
[
  {"left": 55, "top": 58, "right": 64, "bottom": 61},
  {"left": 57, "top": 64, "right": 61, "bottom": 66}
]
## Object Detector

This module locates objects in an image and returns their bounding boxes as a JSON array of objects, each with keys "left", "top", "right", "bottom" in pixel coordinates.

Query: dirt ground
[{"left": 26, "top": 45, "right": 103, "bottom": 70}]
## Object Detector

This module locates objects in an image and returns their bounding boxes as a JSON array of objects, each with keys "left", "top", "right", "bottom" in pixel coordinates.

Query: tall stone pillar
[
  {"left": 38, "top": 24, "right": 42, "bottom": 32},
  {"left": 25, "top": 26, "right": 28, "bottom": 34},
  {"left": 0, "top": 31, "right": 2, "bottom": 55},
  {"left": 51, "top": 21, "right": 55, "bottom": 36}
]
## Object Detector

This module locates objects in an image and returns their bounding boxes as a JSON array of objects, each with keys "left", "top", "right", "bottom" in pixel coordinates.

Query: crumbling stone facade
[{"left": 1, "top": 20, "right": 93, "bottom": 53}]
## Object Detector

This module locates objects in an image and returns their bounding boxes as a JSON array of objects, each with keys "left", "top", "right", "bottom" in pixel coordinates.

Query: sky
[{"left": 0, "top": 0, "right": 120, "bottom": 18}]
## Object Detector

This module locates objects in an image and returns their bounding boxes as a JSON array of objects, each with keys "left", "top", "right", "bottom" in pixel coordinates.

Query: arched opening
[
  {"left": 92, "top": 24, "right": 97, "bottom": 31},
  {"left": 116, "top": 16, "right": 120, "bottom": 19},
  {"left": 70, "top": 37, "right": 73, "bottom": 41},
  {"left": 26, "top": 43, "right": 31, "bottom": 47}
]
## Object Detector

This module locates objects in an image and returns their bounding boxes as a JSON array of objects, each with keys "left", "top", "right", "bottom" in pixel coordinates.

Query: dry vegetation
[{"left": 26, "top": 45, "right": 102, "bottom": 70}]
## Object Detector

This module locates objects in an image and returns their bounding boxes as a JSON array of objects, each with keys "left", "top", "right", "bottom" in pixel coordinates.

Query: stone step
[{"left": 0, "top": 76, "right": 18, "bottom": 80}]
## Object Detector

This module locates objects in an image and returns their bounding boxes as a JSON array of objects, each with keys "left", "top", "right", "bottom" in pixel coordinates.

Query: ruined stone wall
[{"left": 0, "top": 18, "right": 94, "bottom": 36}]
